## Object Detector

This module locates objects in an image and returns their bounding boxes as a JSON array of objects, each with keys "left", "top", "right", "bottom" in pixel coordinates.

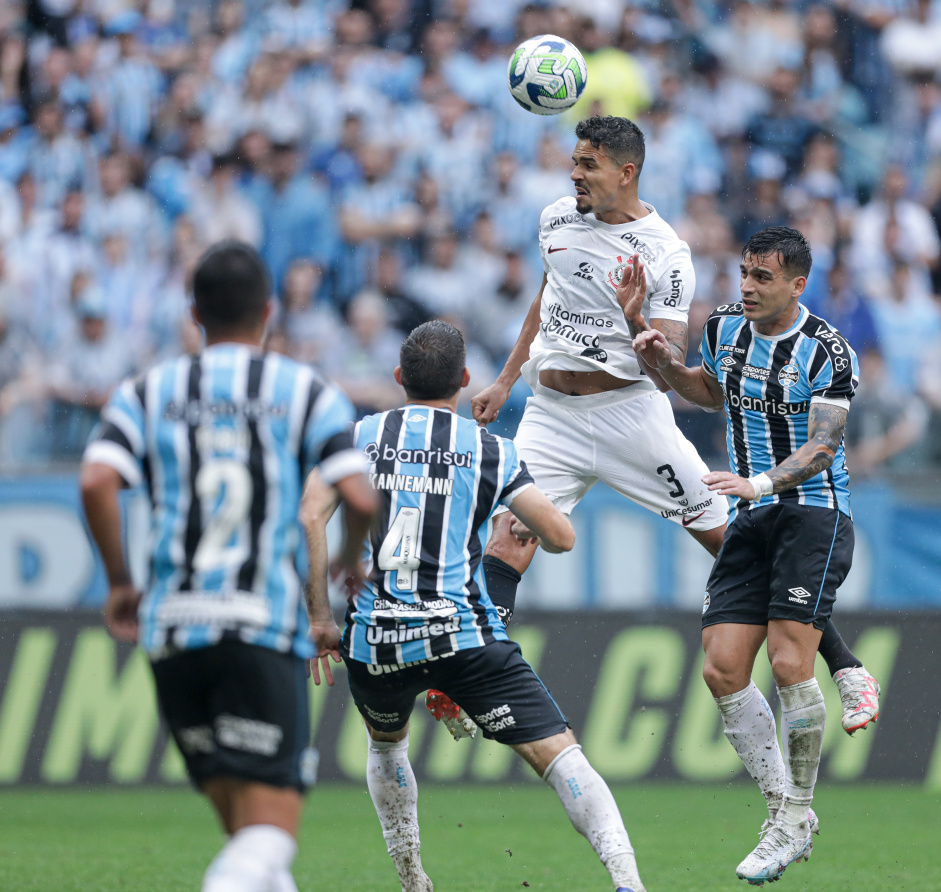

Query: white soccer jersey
[{"left": 521, "top": 196, "right": 696, "bottom": 390}]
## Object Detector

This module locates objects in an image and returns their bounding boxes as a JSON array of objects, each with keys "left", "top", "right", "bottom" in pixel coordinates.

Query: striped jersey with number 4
[
  {"left": 84, "top": 344, "right": 363, "bottom": 658},
  {"left": 343, "top": 406, "right": 534, "bottom": 667}
]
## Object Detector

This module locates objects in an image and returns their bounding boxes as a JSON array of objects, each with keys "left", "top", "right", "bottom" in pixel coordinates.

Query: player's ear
[
  {"left": 190, "top": 303, "right": 202, "bottom": 328},
  {"left": 620, "top": 161, "right": 636, "bottom": 187},
  {"left": 460, "top": 367, "right": 470, "bottom": 389},
  {"left": 393, "top": 366, "right": 403, "bottom": 385},
  {"left": 791, "top": 275, "right": 807, "bottom": 298}
]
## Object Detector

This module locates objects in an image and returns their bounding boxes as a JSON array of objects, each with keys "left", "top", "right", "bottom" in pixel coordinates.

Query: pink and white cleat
[{"left": 833, "top": 666, "right": 881, "bottom": 735}]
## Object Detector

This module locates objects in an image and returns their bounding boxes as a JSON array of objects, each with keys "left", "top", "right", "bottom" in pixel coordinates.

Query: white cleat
[
  {"left": 833, "top": 666, "right": 881, "bottom": 735},
  {"left": 736, "top": 820, "right": 813, "bottom": 886},
  {"left": 760, "top": 807, "right": 820, "bottom": 838}
]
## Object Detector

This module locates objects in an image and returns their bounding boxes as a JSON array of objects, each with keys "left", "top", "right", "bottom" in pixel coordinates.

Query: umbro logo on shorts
[{"left": 788, "top": 586, "right": 812, "bottom": 605}]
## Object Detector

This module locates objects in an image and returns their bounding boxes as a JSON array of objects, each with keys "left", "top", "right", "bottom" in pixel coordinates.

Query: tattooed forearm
[
  {"left": 651, "top": 319, "right": 688, "bottom": 363},
  {"left": 766, "top": 404, "right": 847, "bottom": 493}
]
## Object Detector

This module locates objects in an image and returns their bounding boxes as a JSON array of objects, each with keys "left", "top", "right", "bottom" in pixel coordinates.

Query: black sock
[
  {"left": 482, "top": 555, "right": 522, "bottom": 627},
  {"left": 817, "top": 621, "right": 863, "bottom": 675}
]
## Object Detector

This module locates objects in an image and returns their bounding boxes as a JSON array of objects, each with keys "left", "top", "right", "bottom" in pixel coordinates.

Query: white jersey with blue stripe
[
  {"left": 701, "top": 303, "right": 858, "bottom": 520},
  {"left": 84, "top": 344, "right": 364, "bottom": 659},
  {"left": 343, "top": 405, "right": 534, "bottom": 667}
]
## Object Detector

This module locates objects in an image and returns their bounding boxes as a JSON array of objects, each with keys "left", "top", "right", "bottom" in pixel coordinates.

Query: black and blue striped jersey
[
  {"left": 342, "top": 405, "right": 534, "bottom": 667},
  {"left": 701, "top": 303, "right": 858, "bottom": 520},
  {"left": 83, "top": 344, "right": 365, "bottom": 659}
]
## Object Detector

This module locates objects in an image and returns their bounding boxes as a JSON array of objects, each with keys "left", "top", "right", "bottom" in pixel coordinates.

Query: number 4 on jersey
[{"left": 377, "top": 507, "right": 422, "bottom": 590}]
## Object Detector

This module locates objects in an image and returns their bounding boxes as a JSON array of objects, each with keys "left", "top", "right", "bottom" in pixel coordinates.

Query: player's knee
[
  {"left": 769, "top": 650, "right": 815, "bottom": 688},
  {"left": 702, "top": 656, "right": 747, "bottom": 698}
]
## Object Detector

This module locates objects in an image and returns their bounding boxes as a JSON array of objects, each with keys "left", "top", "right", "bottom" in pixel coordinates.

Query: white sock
[
  {"left": 202, "top": 825, "right": 297, "bottom": 892},
  {"left": 543, "top": 744, "right": 643, "bottom": 890},
  {"left": 777, "top": 679, "right": 826, "bottom": 829},
  {"left": 273, "top": 870, "right": 298, "bottom": 892},
  {"left": 367, "top": 734, "right": 432, "bottom": 892},
  {"left": 715, "top": 682, "right": 786, "bottom": 817}
]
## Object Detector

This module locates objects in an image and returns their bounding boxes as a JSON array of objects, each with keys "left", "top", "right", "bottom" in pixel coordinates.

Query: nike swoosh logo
[
  {"left": 547, "top": 246, "right": 567, "bottom": 254},
  {"left": 681, "top": 511, "right": 706, "bottom": 528}
]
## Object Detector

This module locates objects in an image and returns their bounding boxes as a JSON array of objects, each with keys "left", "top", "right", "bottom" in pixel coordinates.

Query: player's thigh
[
  {"left": 592, "top": 391, "right": 727, "bottom": 532},
  {"left": 151, "top": 641, "right": 315, "bottom": 795},
  {"left": 702, "top": 511, "right": 771, "bottom": 629},
  {"left": 767, "top": 503, "right": 855, "bottom": 632},
  {"left": 437, "top": 641, "right": 569, "bottom": 745},
  {"left": 509, "top": 397, "right": 597, "bottom": 516},
  {"left": 344, "top": 657, "right": 428, "bottom": 733}
]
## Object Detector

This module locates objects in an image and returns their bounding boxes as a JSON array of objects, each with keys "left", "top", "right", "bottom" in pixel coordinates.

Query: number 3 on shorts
[{"left": 377, "top": 507, "right": 422, "bottom": 591}]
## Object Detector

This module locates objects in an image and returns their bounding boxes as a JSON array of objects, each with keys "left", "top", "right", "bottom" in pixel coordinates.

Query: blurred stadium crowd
[{"left": 0, "top": 0, "right": 939, "bottom": 473}]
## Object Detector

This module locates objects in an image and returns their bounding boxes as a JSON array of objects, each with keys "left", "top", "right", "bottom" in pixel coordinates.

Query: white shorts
[{"left": 505, "top": 385, "right": 728, "bottom": 532}]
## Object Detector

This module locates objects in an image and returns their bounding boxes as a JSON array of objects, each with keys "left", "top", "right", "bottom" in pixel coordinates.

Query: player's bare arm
[
  {"left": 472, "top": 275, "right": 547, "bottom": 425},
  {"left": 80, "top": 461, "right": 141, "bottom": 643},
  {"left": 299, "top": 470, "right": 342, "bottom": 685},
  {"left": 504, "top": 486, "right": 575, "bottom": 554},
  {"left": 704, "top": 403, "right": 848, "bottom": 500},
  {"left": 632, "top": 328, "right": 725, "bottom": 410}
]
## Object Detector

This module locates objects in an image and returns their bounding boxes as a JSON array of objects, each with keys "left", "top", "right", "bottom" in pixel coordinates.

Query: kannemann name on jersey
[
  {"left": 701, "top": 303, "right": 858, "bottom": 520},
  {"left": 521, "top": 196, "right": 696, "bottom": 390},
  {"left": 343, "top": 406, "right": 533, "bottom": 669}
]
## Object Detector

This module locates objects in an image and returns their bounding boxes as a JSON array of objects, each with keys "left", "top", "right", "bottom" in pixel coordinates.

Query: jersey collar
[
  {"left": 584, "top": 200, "right": 657, "bottom": 230},
  {"left": 749, "top": 303, "right": 808, "bottom": 341}
]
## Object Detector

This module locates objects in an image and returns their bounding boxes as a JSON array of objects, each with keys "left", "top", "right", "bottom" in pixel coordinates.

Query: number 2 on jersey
[
  {"left": 192, "top": 459, "right": 254, "bottom": 573},
  {"left": 378, "top": 507, "right": 422, "bottom": 590}
]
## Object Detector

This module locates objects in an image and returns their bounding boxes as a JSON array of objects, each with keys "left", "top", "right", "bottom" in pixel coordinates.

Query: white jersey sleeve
[{"left": 646, "top": 243, "right": 696, "bottom": 324}]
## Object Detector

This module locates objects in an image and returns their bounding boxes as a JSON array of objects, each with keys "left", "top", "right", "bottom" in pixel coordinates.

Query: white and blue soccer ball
[{"left": 507, "top": 34, "right": 588, "bottom": 116}]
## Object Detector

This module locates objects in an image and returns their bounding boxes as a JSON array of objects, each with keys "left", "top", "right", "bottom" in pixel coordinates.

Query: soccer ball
[{"left": 507, "top": 34, "right": 588, "bottom": 116}]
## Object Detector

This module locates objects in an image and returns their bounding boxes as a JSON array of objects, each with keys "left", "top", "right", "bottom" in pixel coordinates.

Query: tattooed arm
[{"left": 703, "top": 402, "right": 848, "bottom": 500}]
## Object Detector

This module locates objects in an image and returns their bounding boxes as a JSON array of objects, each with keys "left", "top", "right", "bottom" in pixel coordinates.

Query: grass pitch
[{"left": 0, "top": 782, "right": 937, "bottom": 891}]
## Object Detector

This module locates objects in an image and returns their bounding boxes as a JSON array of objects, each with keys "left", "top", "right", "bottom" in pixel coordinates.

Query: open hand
[
  {"left": 614, "top": 254, "right": 648, "bottom": 332},
  {"left": 702, "top": 471, "right": 761, "bottom": 500}
]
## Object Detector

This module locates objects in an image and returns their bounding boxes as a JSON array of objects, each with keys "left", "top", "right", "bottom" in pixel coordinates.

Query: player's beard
[{"left": 575, "top": 193, "right": 592, "bottom": 213}]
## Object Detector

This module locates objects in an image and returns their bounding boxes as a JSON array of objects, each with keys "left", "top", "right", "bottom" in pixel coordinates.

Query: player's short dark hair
[
  {"left": 742, "top": 226, "right": 813, "bottom": 279},
  {"left": 574, "top": 116, "right": 645, "bottom": 173},
  {"left": 192, "top": 241, "right": 270, "bottom": 332},
  {"left": 398, "top": 320, "right": 466, "bottom": 401}
]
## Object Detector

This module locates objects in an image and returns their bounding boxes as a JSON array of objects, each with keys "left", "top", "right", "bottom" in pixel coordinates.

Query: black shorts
[
  {"left": 151, "top": 641, "right": 315, "bottom": 792},
  {"left": 703, "top": 502, "right": 854, "bottom": 631},
  {"left": 345, "top": 640, "right": 569, "bottom": 745}
]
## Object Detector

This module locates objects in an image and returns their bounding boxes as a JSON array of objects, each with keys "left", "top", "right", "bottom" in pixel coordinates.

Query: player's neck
[
  {"left": 204, "top": 332, "right": 264, "bottom": 349},
  {"left": 753, "top": 302, "right": 802, "bottom": 337},
  {"left": 593, "top": 196, "right": 650, "bottom": 226},
  {"left": 405, "top": 397, "right": 459, "bottom": 413}
]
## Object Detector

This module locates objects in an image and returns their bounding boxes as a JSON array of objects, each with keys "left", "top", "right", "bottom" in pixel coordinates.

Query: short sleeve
[
  {"left": 700, "top": 313, "right": 722, "bottom": 378},
  {"left": 810, "top": 330, "right": 858, "bottom": 409},
  {"left": 82, "top": 377, "right": 147, "bottom": 487},
  {"left": 647, "top": 246, "right": 695, "bottom": 323},
  {"left": 497, "top": 439, "right": 535, "bottom": 507},
  {"left": 303, "top": 383, "right": 367, "bottom": 484}
]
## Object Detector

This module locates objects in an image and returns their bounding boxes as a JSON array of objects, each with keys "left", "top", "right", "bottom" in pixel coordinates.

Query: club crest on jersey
[
  {"left": 778, "top": 364, "right": 800, "bottom": 385},
  {"left": 606, "top": 255, "right": 633, "bottom": 290}
]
